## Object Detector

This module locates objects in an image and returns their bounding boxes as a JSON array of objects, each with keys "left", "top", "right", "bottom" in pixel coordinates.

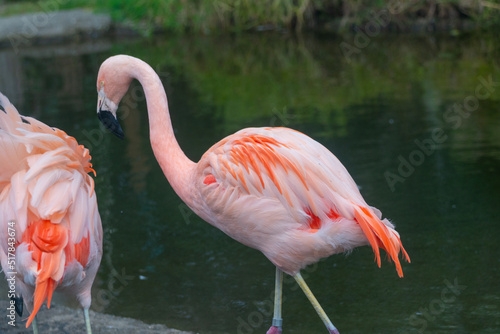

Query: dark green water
[{"left": 1, "top": 32, "right": 499, "bottom": 333}]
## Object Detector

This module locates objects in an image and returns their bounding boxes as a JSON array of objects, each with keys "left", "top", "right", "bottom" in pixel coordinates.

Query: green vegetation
[{"left": 2, "top": 0, "right": 500, "bottom": 32}]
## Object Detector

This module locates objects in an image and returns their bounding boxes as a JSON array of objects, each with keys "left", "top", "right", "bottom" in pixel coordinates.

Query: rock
[
  {"left": 0, "top": 300, "right": 193, "bottom": 334},
  {"left": 0, "top": 9, "right": 112, "bottom": 50}
]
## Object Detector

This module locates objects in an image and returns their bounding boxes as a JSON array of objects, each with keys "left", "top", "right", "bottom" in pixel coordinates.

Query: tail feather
[
  {"left": 26, "top": 278, "right": 57, "bottom": 327},
  {"left": 23, "top": 220, "right": 68, "bottom": 328},
  {"left": 354, "top": 206, "right": 410, "bottom": 277}
]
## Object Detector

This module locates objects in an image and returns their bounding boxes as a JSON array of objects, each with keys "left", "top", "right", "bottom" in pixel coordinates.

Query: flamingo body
[
  {"left": 193, "top": 127, "right": 407, "bottom": 275},
  {"left": 96, "top": 55, "right": 410, "bottom": 333},
  {"left": 0, "top": 92, "right": 102, "bottom": 329}
]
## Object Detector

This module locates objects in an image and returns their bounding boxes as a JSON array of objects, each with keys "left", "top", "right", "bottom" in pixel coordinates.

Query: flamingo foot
[
  {"left": 329, "top": 329, "right": 340, "bottom": 334},
  {"left": 266, "top": 325, "right": 282, "bottom": 334}
]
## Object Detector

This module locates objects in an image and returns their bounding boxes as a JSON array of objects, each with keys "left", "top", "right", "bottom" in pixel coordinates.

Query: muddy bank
[{"left": 0, "top": 300, "right": 193, "bottom": 334}]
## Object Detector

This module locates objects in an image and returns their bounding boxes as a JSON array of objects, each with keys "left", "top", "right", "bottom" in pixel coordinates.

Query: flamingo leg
[
  {"left": 267, "top": 267, "right": 283, "bottom": 334},
  {"left": 84, "top": 308, "right": 92, "bottom": 334},
  {"left": 293, "top": 272, "right": 339, "bottom": 334},
  {"left": 32, "top": 317, "right": 38, "bottom": 334}
]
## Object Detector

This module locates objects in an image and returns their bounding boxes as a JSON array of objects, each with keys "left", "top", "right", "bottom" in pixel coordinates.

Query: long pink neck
[{"left": 130, "top": 60, "right": 196, "bottom": 207}]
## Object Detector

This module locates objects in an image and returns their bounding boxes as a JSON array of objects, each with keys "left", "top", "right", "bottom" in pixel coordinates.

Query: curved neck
[{"left": 130, "top": 61, "right": 196, "bottom": 207}]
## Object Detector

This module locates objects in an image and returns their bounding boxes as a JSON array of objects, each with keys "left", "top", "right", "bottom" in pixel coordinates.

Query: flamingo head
[{"left": 95, "top": 56, "right": 135, "bottom": 139}]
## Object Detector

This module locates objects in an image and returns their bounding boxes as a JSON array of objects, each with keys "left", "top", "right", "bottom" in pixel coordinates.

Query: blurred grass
[
  {"left": 0, "top": 0, "right": 94, "bottom": 16},
  {"left": 1, "top": 0, "right": 500, "bottom": 32}
]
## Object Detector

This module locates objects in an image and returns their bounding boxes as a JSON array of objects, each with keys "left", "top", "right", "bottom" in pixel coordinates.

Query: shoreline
[
  {"left": 0, "top": 9, "right": 139, "bottom": 50},
  {"left": 0, "top": 300, "right": 193, "bottom": 334},
  {"left": 0, "top": 7, "right": 492, "bottom": 50}
]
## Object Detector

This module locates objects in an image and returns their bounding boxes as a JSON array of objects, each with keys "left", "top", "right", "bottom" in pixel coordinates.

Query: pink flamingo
[
  {"left": 0, "top": 92, "right": 102, "bottom": 333},
  {"left": 96, "top": 55, "right": 410, "bottom": 333}
]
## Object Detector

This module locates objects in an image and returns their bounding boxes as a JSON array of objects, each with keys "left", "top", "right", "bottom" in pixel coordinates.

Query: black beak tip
[{"left": 98, "top": 110, "right": 124, "bottom": 139}]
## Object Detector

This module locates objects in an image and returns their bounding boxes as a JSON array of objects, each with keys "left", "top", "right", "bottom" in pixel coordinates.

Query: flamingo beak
[{"left": 97, "top": 95, "right": 124, "bottom": 139}]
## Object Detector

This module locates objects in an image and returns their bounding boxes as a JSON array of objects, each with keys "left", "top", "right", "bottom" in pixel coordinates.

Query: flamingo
[
  {"left": 96, "top": 55, "right": 410, "bottom": 333},
  {"left": 0, "top": 92, "right": 102, "bottom": 333}
]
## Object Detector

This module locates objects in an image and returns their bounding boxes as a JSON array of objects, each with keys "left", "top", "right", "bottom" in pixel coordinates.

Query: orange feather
[{"left": 354, "top": 206, "right": 410, "bottom": 277}]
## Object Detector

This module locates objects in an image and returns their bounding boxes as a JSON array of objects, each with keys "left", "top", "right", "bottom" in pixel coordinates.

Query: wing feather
[{"left": 207, "top": 128, "right": 364, "bottom": 221}]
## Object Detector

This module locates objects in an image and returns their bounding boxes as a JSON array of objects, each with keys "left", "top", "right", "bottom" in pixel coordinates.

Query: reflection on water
[{"left": 0, "top": 33, "right": 499, "bottom": 333}]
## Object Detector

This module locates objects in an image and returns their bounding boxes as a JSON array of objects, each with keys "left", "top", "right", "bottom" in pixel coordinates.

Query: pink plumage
[
  {"left": 96, "top": 55, "right": 410, "bottom": 333},
  {"left": 0, "top": 92, "right": 102, "bottom": 331},
  {"left": 194, "top": 127, "right": 409, "bottom": 276}
]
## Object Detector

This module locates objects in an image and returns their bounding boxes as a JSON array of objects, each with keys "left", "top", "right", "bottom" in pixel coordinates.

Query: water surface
[{"left": 0, "top": 32, "right": 499, "bottom": 334}]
